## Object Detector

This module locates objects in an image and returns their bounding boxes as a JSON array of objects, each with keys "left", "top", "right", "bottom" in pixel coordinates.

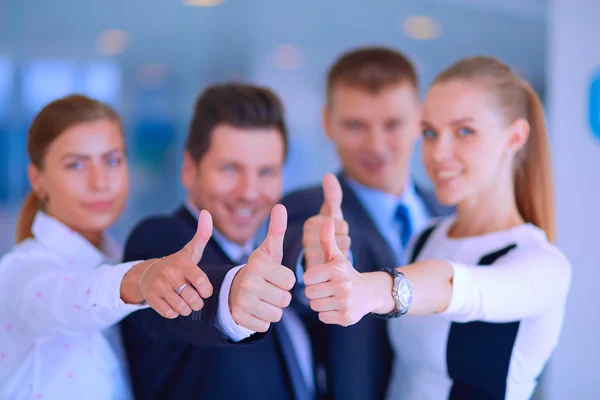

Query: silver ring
[{"left": 176, "top": 283, "right": 188, "bottom": 295}]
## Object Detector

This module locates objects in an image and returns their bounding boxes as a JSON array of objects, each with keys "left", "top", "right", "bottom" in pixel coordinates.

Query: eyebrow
[
  {"left": 61, "top": 148, "right": 124, "bottom": 161},
  {"left": 421, "top": 117, "right": 475, "bottom": 129}
]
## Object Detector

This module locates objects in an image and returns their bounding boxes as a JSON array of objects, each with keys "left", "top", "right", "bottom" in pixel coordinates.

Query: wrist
[
  {"left": 365, "top": 271, "right": 396, "bottom": 315},
  {"left": 120, "top": 260, "right": 152, "bottom": 304}
]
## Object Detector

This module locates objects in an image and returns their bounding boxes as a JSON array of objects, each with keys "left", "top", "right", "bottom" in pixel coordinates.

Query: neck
[
  {"left": 345, "top": 170, "right": 410, "bottom": 197},
  {"left": 80, "top": 230, "right": 104, "bottom": 249},
  {"left": 451, "top": 176, "right": 523, "bottom": 238}
]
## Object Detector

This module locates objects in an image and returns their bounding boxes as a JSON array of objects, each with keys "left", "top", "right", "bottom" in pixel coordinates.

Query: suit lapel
[
  {"left": 337, "top": 174, "right": 397, "bottom": 272},
  {"left": 173, "top": 205, "right": 235, "bottom": 266}
]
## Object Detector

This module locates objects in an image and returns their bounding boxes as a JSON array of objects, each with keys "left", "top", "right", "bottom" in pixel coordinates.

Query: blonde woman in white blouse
[{"left": 0, "top": 95, "right": 214, "bottom": 400}]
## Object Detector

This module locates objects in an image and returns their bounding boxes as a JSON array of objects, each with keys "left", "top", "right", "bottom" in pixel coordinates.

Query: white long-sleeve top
[
  {"left": 386, "top": 215, "right": 572, "bottom": 400},
  {"left": 0, "top": 212, "right": 148, "bottom": 400}
]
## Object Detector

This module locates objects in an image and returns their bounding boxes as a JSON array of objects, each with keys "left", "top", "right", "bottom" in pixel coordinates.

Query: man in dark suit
[
  {"left": 281, "top": 47, "right": 453, "bottom": 400},
  {"left": 120, "top": 83, "right": 315, "bottom": 400}
]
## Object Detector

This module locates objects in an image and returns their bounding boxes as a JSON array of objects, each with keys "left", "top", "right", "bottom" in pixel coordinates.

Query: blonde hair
[
  {"left": 15, "top": 95, "right": 122, "bottom": 243},
  {"left": 433, "top": 56, "right": 555, "bottom": 242}
]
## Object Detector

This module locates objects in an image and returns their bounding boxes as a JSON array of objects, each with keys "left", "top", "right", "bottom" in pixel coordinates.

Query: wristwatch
[{"left": 373, "top": 268, "right": 413, "bottom": 319}]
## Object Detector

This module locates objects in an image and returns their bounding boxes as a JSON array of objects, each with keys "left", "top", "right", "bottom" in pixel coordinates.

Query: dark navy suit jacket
[
  {"left": 281, "top": 173, "right": 452, "bottom": 400},
  {"left": 120, "top": 206, "right": 299, "bottom": 400}
]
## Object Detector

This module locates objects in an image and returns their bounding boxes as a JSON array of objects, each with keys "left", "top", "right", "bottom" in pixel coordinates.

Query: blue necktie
[{"left": 395, "top": 203, "right": 413, "bottom": 249}]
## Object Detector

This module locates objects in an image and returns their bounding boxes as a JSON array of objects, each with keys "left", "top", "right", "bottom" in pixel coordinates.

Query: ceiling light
[
  {"left": 273, "top": 44, "right": 303, "bottom": 71},
  {"left": 97, "top": 30, "right": 129, "bottom": 55},
  {"left": 183, "top": 0, "right": 223, "bottom": 6},
  {"left": 403, "top": 16, "right": 441, "bottom": 40}
]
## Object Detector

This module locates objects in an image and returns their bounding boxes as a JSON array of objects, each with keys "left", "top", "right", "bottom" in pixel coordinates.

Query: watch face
[{"left": 399, "top": 279, "right": 413, "bottom": 308}]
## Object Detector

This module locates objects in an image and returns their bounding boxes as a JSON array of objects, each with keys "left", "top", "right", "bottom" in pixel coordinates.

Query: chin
[
  {"left": 82, "top": 213, "right": 119, "bottom": 233},
  {"left": 433, "top": 189, "right": 463, "bottom": 206}
]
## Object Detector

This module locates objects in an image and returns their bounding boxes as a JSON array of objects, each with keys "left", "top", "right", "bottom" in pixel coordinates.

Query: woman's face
[
  {"left": 420, "top": 80, "right": 525, "bottom": 206},
  {"left": 30, "top": 119, "right": 129, "bottom": 238}
]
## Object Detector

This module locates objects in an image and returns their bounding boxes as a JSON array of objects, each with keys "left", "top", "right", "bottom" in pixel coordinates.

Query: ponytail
[
  {"left": 15, "top": 191, "right": 42, "bottom": 243},
  {"left": 514, "top": 82, "right": 556, "bottom": 242}
]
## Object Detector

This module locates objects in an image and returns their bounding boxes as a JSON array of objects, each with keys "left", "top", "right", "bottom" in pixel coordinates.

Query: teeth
[
  {"left": 234, "top": 209, "right": 253, "bottom": 217},
  {"left": 437, "top": 171, "right": 461, "bottom": 179}
]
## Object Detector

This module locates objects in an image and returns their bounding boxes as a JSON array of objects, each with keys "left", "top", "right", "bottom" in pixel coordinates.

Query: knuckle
[
  {"left": 239, "top": 278, "right": 253, "bottom": 294},
  {"left": 257, "top": 321, "right": 270, "bottom": 333},
  {"left": 280, "top": 290, "right": 292, "bottom": 307},
  {"left": 272, "top": 307, "right": 283, "bottom": 323},
  {"left": 343, "top": 311, "right": 354, "bottom": 324}
]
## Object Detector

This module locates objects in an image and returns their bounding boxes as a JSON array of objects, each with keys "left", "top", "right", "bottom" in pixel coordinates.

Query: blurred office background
[{"left": 0, "top": 0, "right": 597, "bottom": 398}]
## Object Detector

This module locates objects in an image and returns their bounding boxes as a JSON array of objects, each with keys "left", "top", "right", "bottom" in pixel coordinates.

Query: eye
[
  {"left": 385, "top": 120, "right": 402, "bottom": 131},
  {"left": 66, "top": 161, "right": 84, "bottom": 170},
  {"left": 259, "top": 167, "right": 278, "bottom": 178},
  {"left": 106, "top": 155, "right": 123, "bottom": 166},
  {"left": 422, "top": 128, "right": 437, "bottom": 139},
  {"left": 457, "top": 127, "right": 475, "bottom": 136},
  {"left": 344, "top": 121, "right": 365, "bottom": 132},
  {"left": 221, "top": 164, "right": 236, "bottom": 173}
]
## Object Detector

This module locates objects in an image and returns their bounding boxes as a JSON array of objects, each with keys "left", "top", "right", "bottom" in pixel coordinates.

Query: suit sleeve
[{"left": 119, "top": 217, "right": 269, "bottom": 347}]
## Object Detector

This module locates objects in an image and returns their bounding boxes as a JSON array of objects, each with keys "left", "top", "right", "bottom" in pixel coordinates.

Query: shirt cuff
[
  {"left": 216, "top": 264, "right": 256, "bottom": 342},
  {"left": 94, "top": 261, "right": 150, "bottom": 313},
  {"left": 441, "top": 261, "right": 471, "bottom": 317}
]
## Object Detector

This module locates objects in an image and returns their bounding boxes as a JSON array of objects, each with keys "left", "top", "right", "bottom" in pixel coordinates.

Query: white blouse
[
  {"left": 386, "top": 215, "right": 572, "bottom": 400},
  {"left": 0, "top": 212, "right": 147, "bottom": 400}
]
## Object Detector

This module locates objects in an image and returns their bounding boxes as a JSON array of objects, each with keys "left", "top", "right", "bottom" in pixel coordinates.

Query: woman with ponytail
[
  {"left": 0, "top": 95, "right": 214, "bottom": 399},
  {"left": 300, "top": 56, "right": 571, "bottom": 399}
]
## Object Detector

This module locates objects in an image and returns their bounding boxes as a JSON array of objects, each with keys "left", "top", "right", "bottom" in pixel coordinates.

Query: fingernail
[{"left": 167, "top": 310, "right": 177, "bottom": 318}]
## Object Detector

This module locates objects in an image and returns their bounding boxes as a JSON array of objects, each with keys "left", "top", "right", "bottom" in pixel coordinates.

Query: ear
[
  {"left": 27, "top": 163, "right": 43, "bottom": 196},
  {"left": 181, "top": 151, "right": 199, "bottom": 191},
  {"left": 322, "top": 105, "right": 334, "bottom": 141},
  {"left": 507, "top": 117, "right": 530, "bottom": 154}
]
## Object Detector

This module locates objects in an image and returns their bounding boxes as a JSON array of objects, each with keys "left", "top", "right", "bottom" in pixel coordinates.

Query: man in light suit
[
  {"left": 121, "top": 83, "right": 316, "bottom": 400},
  {"left": 281, "top": 47, "right": 453, "bottom": 400}
]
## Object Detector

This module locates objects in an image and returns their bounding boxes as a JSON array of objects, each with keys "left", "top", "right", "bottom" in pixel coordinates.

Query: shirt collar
[
  {"left": 184, "top": 199, "right": 261, "bottom": 262},
  {"left": 345, "top": 176, "right": 420, "bottom": 223},
  {"left": 31, "top": 211, "right": 122, "bottom": 265}
]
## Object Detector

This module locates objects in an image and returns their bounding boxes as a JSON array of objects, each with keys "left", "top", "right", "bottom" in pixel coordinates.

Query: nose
[
  {"left": 89, "top": 163, "right": 109, "bottom": 191},
  {"left": 427, "top": 132, "right": 454, "bottom": 163},
  {"left": 236, "top": 171, "right": 259, "bottom": 201},
  {"left": 362, "top": 127, "right": 387, "bottom": 155}
]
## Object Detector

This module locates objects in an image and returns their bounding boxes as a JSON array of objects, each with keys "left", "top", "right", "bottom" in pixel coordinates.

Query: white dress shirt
[{"left": 0, "top": 211, "right": 148, "bottom": 400}]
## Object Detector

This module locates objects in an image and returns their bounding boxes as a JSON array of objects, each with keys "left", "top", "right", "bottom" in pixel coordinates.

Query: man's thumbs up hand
[{"left": 228, "top": 204, "right": 296, "bottom": 332}]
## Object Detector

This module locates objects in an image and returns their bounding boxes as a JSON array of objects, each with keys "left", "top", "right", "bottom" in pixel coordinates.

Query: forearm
[
  {"left": 369, "top": 260, "right": 454, "bottom": 316},
  {"left": 120, "top": 259, "right": 158, "bottom": 304},
  {"left": 14, "top": 262, "right": 148, "bottom": 335}
]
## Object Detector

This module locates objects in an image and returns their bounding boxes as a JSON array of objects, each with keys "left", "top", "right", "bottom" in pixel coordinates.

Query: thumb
[
  {"left": 320, "top": 217, "right": 343, "bottom": 262},
  {"left": 320, "top": 173, "right": 343, "bottom": 219},
  {"left": 260, "top": 204, "right": 287, "bottom": 263},
  {"left": 183, "top": 209, "right": 213, "bottom": 264}
]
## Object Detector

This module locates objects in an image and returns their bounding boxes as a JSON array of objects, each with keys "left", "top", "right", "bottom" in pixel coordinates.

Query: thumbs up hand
[
  {"left": 303, "top": 174, "right": 351, "bottom": 270},
  {"left": 303, "top": 218, "right": 381, "bottom": 327},
  {"left": 229, "top": 204, "right": 296, "bottom": 332},
  {"left": 134, "top": 210, "right": 215, "bottom": 319}
]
